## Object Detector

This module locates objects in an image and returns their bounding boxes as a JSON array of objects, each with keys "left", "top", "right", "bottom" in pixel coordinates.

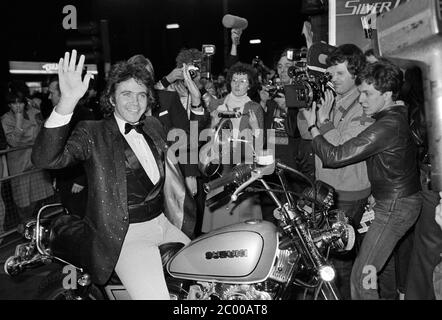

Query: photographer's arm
[
  {"left": 317, "top": 92, "right": 372, "bottom": 146},
  {"left": 156, "top": 67, "right": 184, "bottom": 90},
  {"left": 182, "top": 64, "right": 205, "bottom": 115}
]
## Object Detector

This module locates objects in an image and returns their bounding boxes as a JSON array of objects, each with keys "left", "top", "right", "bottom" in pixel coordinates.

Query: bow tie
[{"left": 124, "top": 122, "right": 144, "bottom": 135}]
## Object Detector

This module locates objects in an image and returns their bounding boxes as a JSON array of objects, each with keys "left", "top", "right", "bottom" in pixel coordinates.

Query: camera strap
[{"left": 336, "top": 104, "right": 356, "bottom": 123}]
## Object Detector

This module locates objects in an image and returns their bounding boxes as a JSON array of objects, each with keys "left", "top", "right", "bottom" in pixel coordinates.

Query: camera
[
  {"left": 285, "top": 70, "right": 334, "bottom": 109},
  {"left": 287, "top": 61, "right": 308, "bottom": 79},
  {"left": 188, "top": 65, "right": 199, "bottom": 79},
  {"left": 264, "top": 79, "right": 285, "bottom": 99},
  {"left": 286, "top": 48, "right": 307, "bottom": 61},
  {"left": 283, "top": 42, "right": 337, "bottom": 109},
  {"left": 188, "top": 59, "right": 201, "bottom": 79}
]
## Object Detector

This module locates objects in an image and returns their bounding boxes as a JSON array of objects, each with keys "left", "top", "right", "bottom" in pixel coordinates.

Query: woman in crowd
[
  {"left": 1, "top": 91, "right": 54, "bottom": 223},
  {"left": 201, "top": 62, "right": 264, "bottom": 232}
]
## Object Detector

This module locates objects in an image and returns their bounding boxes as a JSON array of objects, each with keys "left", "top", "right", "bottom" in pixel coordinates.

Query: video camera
[
  {"left": 286, "top": 48, "right": 307, "bottom": 62},
  {"left": 284, "top": 43, "right": 336, "bottom": 109},
  {"left": 285, "top": 69, "right": 334, "bottom": 109}
]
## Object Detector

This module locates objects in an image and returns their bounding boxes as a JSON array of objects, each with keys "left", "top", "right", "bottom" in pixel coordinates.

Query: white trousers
[{"left": 114, "top": 214, "right": 190, "bottom": 300}]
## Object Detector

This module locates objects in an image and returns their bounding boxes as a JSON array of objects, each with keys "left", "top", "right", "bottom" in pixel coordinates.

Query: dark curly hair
[
  {"left": 326, "top": 43, "right": 366, "bottom": 78},
  {"left": 226, "top": 62, "right": 259, "bottom": 98},
  {"left": 175, "top": 48, "right": 203, "bottom": 68},
  {"left": 356, "top": 60, "right": 404, "bottom": 100},
  {"left": 100, "top": 61, "right": 155, "bottom": 118}
]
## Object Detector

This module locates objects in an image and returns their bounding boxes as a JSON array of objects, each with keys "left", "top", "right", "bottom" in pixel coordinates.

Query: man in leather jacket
[{"left": 303, "top": 60, "right": 422, "bottom": 299}]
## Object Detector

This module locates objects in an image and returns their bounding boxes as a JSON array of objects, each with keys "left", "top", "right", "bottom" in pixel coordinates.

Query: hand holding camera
[
  {"left": 165, "top": 67, "right": 184, "bottom": 84},
  {"left": 274, "top": 92, "right": 287, "bottom": 111},
  {"left": 259, "top": 86, "right": 270, "bottom": 105},
  {"left": 182, "top": 63, "right": 201, "bottom": 107},
  {"left": 317, "top": 89, "right": 335, "bottom": 124},
  {"left": 301, "top": 101, "right": 318, "bottom": 129}
]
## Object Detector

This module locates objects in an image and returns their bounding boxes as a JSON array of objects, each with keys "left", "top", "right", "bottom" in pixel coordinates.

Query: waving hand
[{"left": 56, "top": 50, "right": 93, "bottom": 115}]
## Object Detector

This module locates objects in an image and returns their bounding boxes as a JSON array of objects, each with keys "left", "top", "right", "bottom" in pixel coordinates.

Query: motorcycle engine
[
  {"left": 187, "top": 282, "right": 274, "bottom": 300},
  {"left": 184, "top": 247, "right": 297, "bottom": 300}
]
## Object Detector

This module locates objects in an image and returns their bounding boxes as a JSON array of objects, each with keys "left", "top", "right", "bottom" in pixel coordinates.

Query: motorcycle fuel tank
[{"left": 167, "top": 220, "right": 278, "bottom": 283}]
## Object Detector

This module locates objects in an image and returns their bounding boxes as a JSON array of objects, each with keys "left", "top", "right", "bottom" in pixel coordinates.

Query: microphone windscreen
[{"left": 222, "top": 14, "right": 248, "bottom": 30}]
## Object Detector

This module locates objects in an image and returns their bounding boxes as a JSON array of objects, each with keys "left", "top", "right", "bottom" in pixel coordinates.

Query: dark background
[{"left": 3, "top": 0, "right": 313, "bottom": 78}]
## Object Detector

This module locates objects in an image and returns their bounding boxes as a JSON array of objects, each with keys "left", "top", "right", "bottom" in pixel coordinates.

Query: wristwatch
[
  {"left": 191, "top": 102, "right": 203, "bottom": 109},
  {"left": 160, "top": 76, "right": 171, "bottom": 88},
  {"left": 308, "top": 124, "right": 316, "bottom": 132}
]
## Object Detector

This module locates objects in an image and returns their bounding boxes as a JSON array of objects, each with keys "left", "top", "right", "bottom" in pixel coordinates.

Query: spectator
[
  {"left": 201, "top": 62, "right": 263, "bottom": 232},
  {"left": 2, "top": 90, "right": 54, "bottom": 223}
]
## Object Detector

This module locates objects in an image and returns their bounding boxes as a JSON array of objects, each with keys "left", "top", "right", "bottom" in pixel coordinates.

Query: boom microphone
[{"left": 222, "top": 14, "right": 248, "bottom": 30}]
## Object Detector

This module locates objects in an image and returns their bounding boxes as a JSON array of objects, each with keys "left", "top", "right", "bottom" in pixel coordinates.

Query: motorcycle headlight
[{"left": 318, "top": 265, "right": 335, "bottom": 282}]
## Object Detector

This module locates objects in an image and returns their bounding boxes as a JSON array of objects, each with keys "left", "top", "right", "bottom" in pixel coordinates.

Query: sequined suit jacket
[{"left": 31, "top": 116, "right": 196, "bottom": 285}]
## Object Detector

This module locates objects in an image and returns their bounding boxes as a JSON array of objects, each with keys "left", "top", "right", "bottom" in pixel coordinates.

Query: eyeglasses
[{"left": 231, "top": 78, "right": 249, "bottom": 85}]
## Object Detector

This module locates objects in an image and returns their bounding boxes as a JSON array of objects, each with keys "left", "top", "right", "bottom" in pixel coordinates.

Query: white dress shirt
[{"left": 45, "top": 111, "right": 160, "bottom": 184}]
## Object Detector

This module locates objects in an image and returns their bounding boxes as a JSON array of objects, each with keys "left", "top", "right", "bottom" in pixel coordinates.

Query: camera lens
[{"left": 287, "top": 66, "right": 297, "bottom": 78}]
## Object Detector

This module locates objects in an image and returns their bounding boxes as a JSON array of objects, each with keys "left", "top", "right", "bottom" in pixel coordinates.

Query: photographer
[
  {"left": 259, "top": 48, "right": 313, "bottom": 179},
  {"left": 257, "top": 48, "right": 313, "bottom": 225},
  {"left": 156, "top": 48, "right": 211, "bottom": 236},
  {"left": 299, "top": 44, "right": 374, "bottom": 299}
]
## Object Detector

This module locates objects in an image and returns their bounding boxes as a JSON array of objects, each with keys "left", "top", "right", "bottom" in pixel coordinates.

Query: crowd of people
[{"left": 1, "top": 27, "right": 441, "bottom": 300}]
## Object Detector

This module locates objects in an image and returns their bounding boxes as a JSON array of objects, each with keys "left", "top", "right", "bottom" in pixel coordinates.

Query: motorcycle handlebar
[
  {"left": 203, "top": 160, "right": 312, "bottom": 195},
  {"left": 203, "top": 164, "right": 254, "bottom": 193}
]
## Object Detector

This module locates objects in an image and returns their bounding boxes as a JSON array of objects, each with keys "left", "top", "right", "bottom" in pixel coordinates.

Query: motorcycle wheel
[{"left": 35, "top": 269, "right": 104, "bottom": 300}]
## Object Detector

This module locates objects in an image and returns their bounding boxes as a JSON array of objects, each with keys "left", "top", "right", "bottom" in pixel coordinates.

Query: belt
[{"left": 129, "top": 196, "right": 163, "bottom": 224}]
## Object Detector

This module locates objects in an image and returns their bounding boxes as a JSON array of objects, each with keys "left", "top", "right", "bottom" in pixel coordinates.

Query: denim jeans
[{"left": 350, "top": 193, "right": 422, "bottom": 300}]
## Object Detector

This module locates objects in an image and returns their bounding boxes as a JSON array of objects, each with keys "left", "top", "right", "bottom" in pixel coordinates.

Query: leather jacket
[{"left": 313, "top": 103, "right": 420, "bottom": 200}]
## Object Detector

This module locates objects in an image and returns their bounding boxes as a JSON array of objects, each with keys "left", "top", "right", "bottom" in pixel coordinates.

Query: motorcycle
[{"left": 4, "top": 156, "right": 354, "bottom": 300}]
